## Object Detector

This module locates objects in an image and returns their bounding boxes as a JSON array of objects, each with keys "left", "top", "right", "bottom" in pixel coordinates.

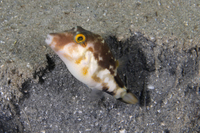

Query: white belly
[{"left": 58, "top": 50, "right": 100, "bottom": 89}]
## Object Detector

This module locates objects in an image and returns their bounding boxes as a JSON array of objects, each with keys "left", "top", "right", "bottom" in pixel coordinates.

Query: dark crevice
[
  {"left": 139, "top": 88, "right": 151, "bottom": 106},
  {"left": 33, "top": 54, "right": 55, "bottom": 84},
  {"left": 19, "top": 79, "right": 32, "bottom": 101},
  {"left": 164, "top": 129, "right": 170, "bottom": 133},
  {"left": 46, "top": 54, "right": 56, "bottom": 71},
  {"left": 105, "top": 34, "right": 155, "bottom": 106}
]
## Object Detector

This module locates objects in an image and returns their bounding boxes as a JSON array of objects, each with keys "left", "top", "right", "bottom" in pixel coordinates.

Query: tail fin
[{"left": 121, "top": 92, "right": 138, "bottom": 104}]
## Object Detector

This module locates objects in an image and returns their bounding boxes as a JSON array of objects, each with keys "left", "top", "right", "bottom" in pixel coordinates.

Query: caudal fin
[{"left": 121, "top": 92, "right": 138, "bottom": 104}]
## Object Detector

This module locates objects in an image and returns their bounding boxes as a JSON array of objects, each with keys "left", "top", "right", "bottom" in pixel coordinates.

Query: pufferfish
[{"left": 45, "top": 26, "right": 138, "bottom": 104}]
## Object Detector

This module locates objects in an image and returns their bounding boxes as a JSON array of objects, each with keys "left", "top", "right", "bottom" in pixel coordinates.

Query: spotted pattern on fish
[
  {"left": 45, "top": 26, "right": 138, "bottom": 104},
  {"left": 82, "top": 66, "right": 89, "bottom": 75}
]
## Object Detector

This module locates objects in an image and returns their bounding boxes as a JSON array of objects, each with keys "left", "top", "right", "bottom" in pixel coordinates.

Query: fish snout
[{"left": 45, "top": 34, "right": 53, "bottom": 45}]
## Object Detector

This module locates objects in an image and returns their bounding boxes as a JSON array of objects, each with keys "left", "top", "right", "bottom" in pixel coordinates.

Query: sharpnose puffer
[{"left": 45, "top": 26, "right": 138, "bottom": 104}]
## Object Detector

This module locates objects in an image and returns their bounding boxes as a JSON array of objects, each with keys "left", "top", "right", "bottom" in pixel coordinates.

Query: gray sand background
[{"left": 0, "top": 0, "right": 199, "bottom": 132}]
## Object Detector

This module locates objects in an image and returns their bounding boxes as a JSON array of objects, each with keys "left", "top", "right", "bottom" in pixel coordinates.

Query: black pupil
[{"left": 78, "top": 36, "right": 83, "bottom": 41}]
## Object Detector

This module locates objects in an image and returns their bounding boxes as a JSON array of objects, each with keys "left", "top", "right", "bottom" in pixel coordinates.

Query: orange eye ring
[{"left": 75, "top": 34, "right": 86, "bottom": 44}]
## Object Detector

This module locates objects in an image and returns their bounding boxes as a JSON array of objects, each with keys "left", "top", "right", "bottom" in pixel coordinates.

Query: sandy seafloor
[{"left": 0, "top": 0, "right": 199, "bottom": 132}]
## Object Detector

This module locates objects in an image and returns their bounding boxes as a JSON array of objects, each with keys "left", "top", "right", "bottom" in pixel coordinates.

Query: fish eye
[{"left": 75, "top": 34, "right": 86, "bottom": 44}]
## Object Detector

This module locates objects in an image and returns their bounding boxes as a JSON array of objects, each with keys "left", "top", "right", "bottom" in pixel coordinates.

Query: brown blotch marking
[
  {"left": 109, "top": 64, "right": 115, "bottom": 72},
  {"left": 87, "top": 34, "right": 117, "bottom": 75},
  {"left": 82, "top": 66, "right": 88, "bottom": 76},
  {"left": 101, "top": 82, "right": 108, "bottom": 89},
  {"left": 102, "top": 87, "right": 115, "bottom": 96},
  {"left": 102, "top": 83, "right": 116, "bottom": 96},
  {"left": 87, "top": 47, "right": 94, "bottom": 52},
  {"left": 91, "top": 74, "right": 101, "bottom": 82},
  {"left": 50, "top": 33, "right": 74, "bottom": 51},
  {"left": 114, "top": 74, "right": 124, "bottom": 88},
  {"left": 81, "top": 43, "right": 87, "bottom": 47},
  {"left": 102, "top": 86, "right": 108, "bottom": 91}
]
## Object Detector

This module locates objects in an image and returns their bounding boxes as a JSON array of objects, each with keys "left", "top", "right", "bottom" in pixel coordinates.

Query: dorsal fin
[{"left": 116, "top": 55, "right": 129, "bottom": 70}]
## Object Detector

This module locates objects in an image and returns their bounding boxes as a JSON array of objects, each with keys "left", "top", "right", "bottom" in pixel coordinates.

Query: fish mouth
[{"left": 45, "top": 34, "right": 53, "bottom": 45}]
